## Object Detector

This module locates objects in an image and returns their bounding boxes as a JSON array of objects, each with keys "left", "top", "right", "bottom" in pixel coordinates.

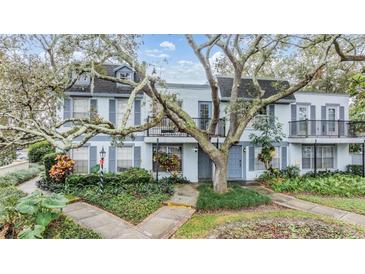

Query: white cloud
[
  {"left": 160, "top": 41, "right": 176, "bottom": 51},
  {"left": 209, "top": 51, "right": 224, "bottom": 66},
  {"left": 145, "top": 49, "right": 169, "bottom": 59},
  {"left": 177, "top": 60, "right": 193, "bottom": 65}
]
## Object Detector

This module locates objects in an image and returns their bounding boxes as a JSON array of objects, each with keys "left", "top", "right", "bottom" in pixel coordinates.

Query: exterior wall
[{"left": 59, "top": 85, "right": 356, "bottom": 183}]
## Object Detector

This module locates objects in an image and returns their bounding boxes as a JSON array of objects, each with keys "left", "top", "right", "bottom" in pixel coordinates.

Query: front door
[
  {"left": 198, "top": 147, "right": 212, "bottom": 180},
  {"left": 228, "top": 145, "right": 243, "bottom": 180}
]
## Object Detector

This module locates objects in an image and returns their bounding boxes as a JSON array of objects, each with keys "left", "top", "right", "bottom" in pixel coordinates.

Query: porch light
[{"left": 100, "top": 147, "right": 106, "bottom": 159}]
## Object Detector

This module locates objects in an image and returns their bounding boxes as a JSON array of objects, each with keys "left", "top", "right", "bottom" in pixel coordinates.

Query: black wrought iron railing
[
  {"left": 147, "top": 117, "right": 226, "bottom": 137},
  {"left": 289, "top": 120, "right": 365, "bottom": 138}
]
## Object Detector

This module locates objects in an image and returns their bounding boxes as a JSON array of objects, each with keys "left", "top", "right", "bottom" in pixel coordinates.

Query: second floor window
[
  {"left": 73, "top": 98, "right": 89, "bottom": 119},
  {"left": 116, "top": 99, "right": 133, "bottom": 128}
]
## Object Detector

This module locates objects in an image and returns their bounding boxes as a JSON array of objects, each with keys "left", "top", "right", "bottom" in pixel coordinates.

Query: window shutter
[
  {"left": 63, "top": 98, "right": 72, "bottom": 127},
  {"left": 134, "top": 100, "right": 141, "bottom": 125},
  {"left": 89, "top": 146, "right": 97, "bottom": 172},
  {"left": 90, "top": 99, "right": 98, "bottom": 118},
  {"left": 281, "top": 146, "right": 287, "bottom": 170},
  {"left": 109, "top": 99, "right": 116, "bottom": 126},
  {"left": 268, "top": 104, "right": 275, "bottom": 124},
  {"left": 339, "top": 106, "right": 345, "bottom": 136},
  {"left": 321, "top": 106, "right": 326, "bottom": 134},
  {"left": 248, "top": 146, "right": 255, "bottom": 171},
  {"left": 134, "top": 146, "right": 141, "bottom": 167},
  {"left": 310, "top": 105, "right": 316, "bottom": 136},
  {"left": 109, "top": 146, "right": 116, "bottom": 173},
  {"left": 290, "top": 104, "right": 297, "bottom": 136}
]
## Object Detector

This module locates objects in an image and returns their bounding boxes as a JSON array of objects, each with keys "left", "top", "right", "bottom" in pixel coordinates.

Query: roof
[
  {"left": 217, "top": 76, "right": 295, "bottom": 101},
  {"left": 66, "top": 64, "right": 138, "bottom": 95}
]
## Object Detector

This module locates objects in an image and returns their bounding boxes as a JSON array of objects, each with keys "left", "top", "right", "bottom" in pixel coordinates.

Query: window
[
  {"left": 254, "top": 147, "right": 280, "bottom": 171},
  {"left": 327, "top": 107, "right": 337, "bottom": 133},
  {"left": 302, "top": 145, "right": 335, "bottom": 169},
  {"left": 297, "top": 105, "right": 309, "bottom": 135},
  {"left": 249, "top": 107, "right": 268, "bottom": 127},
  {"left": 72, "top": 147, "right": 89, "bottom": 174},
  {"left": 116, "top": 99, "right": 133, "bottom": 128},
  {"left": 117, "top": 67, "right": 134, "bottom": 83},
  {"left": 73, "top": 98, "right": 89, "bottom": 119},
  {"left": 153, "top": 145, "right": 182, "bottom": 172},
  {"left": 117, "top": 146, "right": 133, "bottom": 172},
  {"left": 199, "top": 102, "right": 211, "bottom": 130}
]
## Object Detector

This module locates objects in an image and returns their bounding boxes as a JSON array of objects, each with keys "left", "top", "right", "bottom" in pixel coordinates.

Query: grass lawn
[
  {"left": 296, "top": 194, "right": 365, "bottom": 215},
  {"left": 44, "top": 215, "right": 101, "bottom": 239},
  {"left": 174, "top": 208, "right": 365, "bottom": 239},
  {"left": 196, "top": 184, "right": 271, "bottom": 211}
]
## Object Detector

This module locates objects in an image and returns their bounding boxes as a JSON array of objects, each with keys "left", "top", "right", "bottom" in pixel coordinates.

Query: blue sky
[{"left": 138, "top": 35, "right": 222, "bottom": 84}]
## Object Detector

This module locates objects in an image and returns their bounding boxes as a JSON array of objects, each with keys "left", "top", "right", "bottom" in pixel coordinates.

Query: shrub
[
  {"left": 49, "top": 155, "right": 75, "bottom": 182},
  {"left": 0, "top": 164, "right": 43, "bottom": 187},
  {"left": 281, "top": 165, "right": 300, "bottom": 178},
  {"left": 346, "top": 164, "right": 363, "bottom": 176},
  {"left": 196, "top": 184, "right": 271, "bottom": 210},
  {"left": 28, "top": 141, "right": 55, "bottom": 163},
  {"left": 15, "top": 191, "right": 68, "bottom": 239},
  {"left": 117, "top": 167, "right": 153, "bottom": 185},
  {"left": 43, "top": 152, "right": 58, "bottom": 181},
  {"left": 268, "top": 173, "right": 365, "bottom": 197},
  {"left": 159, "top": 175, "right": 191, "bottom": 185}
]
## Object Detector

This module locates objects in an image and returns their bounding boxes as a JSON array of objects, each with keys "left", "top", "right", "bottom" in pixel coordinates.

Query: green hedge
[
  {"left": 28, "top": 141, "right": 55, "bottom": 163},
  {"left": 0, "top": 164, "right": 43, "bottom": 187},
  {"left": 346, "top": 164, "right": 363, "bottom": 176},
  {"left": 66, "top": 167, "right": 153, "bottom": 187}
]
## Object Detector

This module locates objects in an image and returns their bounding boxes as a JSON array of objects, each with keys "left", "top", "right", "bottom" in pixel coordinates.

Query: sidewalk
[
  {"left": 246, "top": 185, "right": 365, "bottom": 228},
  {"left": 17, "top": 178, "right": 198, "bottom": 239}
]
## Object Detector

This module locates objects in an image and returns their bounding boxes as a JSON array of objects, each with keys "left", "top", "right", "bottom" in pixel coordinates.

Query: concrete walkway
[
  {"left": 246, "top": 185, "right": 365, "bottom": 228},
  {"left": 17, "top": 178, "right": 198, "bottom": 239}
]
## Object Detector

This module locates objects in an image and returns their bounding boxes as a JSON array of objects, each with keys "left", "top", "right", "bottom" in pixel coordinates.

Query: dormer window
[
  {"left": 75, "top": 73, "right": 90, "bottom": 86},
  {"left": 120, "top": 71, "right": 132, "bottom": 81},
  {"left": 115, "top": 65, "right": 134, "bottom": 86}
]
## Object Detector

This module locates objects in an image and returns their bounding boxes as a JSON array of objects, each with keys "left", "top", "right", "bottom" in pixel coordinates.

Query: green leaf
[
  {"left": 35, "top": 211, "right": 59, "bottom": 227},
  {"left": 90, "top": 164, "right": 100, "bottom": 174},
  {"left": 18, "top": 225, "right": 45, "bottom": 239},
  {"left": 41, "top": 193, "right": 68, "bottom": 209}
]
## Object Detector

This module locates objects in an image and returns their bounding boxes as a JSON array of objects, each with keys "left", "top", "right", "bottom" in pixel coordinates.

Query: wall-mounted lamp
[{"left": 193, "top": 146, "right": 198, "bottom": 153}]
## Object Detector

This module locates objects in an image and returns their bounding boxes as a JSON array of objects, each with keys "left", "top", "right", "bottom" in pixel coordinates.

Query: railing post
[
  {"left": 147, "top": 116, "right": 150, "bottom": 137},
  {"left": 305, "top": 119, "right": 308, "bottom": 137},
  {"left": 338, "top": 119, "right": 340, "bottom": 138},
  {"left": 314, "top": 140, "right": 317, "bottom": 177}
]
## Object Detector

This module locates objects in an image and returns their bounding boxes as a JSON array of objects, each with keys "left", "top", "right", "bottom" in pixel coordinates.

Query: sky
[{"left": 138, "top": 35, "right": 223, "bottom": 84}]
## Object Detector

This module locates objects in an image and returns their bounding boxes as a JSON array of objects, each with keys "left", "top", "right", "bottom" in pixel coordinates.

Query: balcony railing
[
  {"left": 289, "top": 120, "right": 365, "bottom": 138},
  {"left": 147, "top": 117, "right": 226, "bottom": 137}
]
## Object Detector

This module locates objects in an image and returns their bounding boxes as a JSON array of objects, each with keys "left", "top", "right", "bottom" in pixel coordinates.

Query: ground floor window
[
  {"left": 117, "top": 146, "right": 133, "bottom": 172},
  {"left": 254, "top": 146, "right": 280, "bottom": 171},
  {"left": 72, "top": 147, "right": 89, "bottom": 174},
  {"left": 302, "top": 145, "right": 335, "bottom": 169},
  {"left": 152, "top": 144, "right": 182, "bottom": 172}
]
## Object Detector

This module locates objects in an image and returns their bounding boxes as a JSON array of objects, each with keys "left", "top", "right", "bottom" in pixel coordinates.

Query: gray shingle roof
[
  {"left": 217, "top": 76, "right": 295, "bottom": 101},
  {"left": 67, "top": 64, "right": 138, "bottom": 95}
]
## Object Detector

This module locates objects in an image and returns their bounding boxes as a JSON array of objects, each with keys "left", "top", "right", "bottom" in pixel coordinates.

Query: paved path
[
  {"left": 17, "top": 178, "right": 198, "bottom": 239},
  {"left": 246, "top": 185, "right": 365, "bottom": 228}
]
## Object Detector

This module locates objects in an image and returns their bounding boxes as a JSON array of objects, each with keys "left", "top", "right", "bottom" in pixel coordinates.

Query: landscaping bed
[
  {"left": 0, "top": 164, "right": 43, "bottom": 187},
  {"left": 38, "top": 168, "right": 175, "bottom": 224},
  {"left": 196, "top": 184, "right": 271, "bottom": 211},
  {"left": 174, "top": 208, "right": 365, "bottom": 239}
]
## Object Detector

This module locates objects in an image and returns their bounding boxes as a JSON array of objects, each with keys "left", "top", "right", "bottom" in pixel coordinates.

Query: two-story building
[{"left": 59, "top": 64, "right": 364, "bottom": 182}]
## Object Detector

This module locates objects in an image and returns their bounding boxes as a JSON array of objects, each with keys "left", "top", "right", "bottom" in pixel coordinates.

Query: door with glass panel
[
  {"left": 327, "top": 107, "right": 337, "bottom": 136},
  {"left": 199, "top": 102, "right": 211, "bottom": 130},
  {"left": 297, "top": 105, "right": 309, "bottom": 136}
]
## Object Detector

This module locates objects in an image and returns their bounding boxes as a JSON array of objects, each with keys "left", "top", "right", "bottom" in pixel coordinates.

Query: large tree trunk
[{"left": 212, "top": 154, "right": 229, "bottom": 193}]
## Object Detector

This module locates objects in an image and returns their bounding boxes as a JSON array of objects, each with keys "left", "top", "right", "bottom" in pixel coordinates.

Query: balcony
[
  {"left": 289, "top": 120, "right": 365, "bottom": 138},
  {"left": 147, "top": 117, "right": 226, "bottom": 137}
]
